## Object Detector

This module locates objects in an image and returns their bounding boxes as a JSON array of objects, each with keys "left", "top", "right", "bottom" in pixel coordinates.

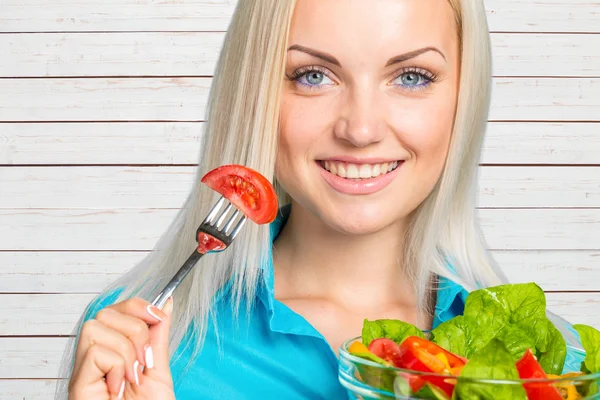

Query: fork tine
[
  {"left": 214, "top": 202, "right": 233, "bottom": 228},
  {"left": 204, "top": 196, "right": 225, "bottom": 224},
  {"left": 223, "top": 209, "right": 241, "bottom": 234},
  {"left": 230, "top": 216, "right": 247, "bottom": 239}
]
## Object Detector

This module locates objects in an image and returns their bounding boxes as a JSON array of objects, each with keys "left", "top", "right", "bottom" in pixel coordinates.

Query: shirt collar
[{"left": 257, "top": 204, "right": 469, "bottom": 333}]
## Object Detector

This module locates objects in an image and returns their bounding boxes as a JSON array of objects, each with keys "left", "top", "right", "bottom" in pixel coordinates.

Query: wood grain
[
  {"left": 0, "top": 252, "right": 143, "bottom": 293},
  {"left": 2, "top": 32, "right": 598, "bottom": 78},
  {"left": 0, "top": 78, "right": 598, "bottom": 122},
  {"left": 1, "top": 292, "right": 598, "bottom": 377},
  {"left": 0, "top": 380, "right": 59, "bottom": 400},
  {"left": 0, "top": 208, "right": 599, "bottom": 251},
  {"left": 2, "top": 122, "right": 599, "bottom": 165},
  {"left": 2, "top": 166, "right": 599, "bottom": 208},
  {"left": 1, "top": 251, "right": 598, "bottom": 294},
  {"left": 1, "top": 0, "right": 598, "bottom": 33},
  {"left": 2, "top": 291, "right": 600, "bottom": 336},
  {"left": 0, "top": 338, "right": 69, "bottom": 379}
]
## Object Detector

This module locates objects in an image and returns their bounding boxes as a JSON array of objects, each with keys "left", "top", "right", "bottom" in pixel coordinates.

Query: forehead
[{"left": 288, "top": 0, "right": 458, "bottom": 60}]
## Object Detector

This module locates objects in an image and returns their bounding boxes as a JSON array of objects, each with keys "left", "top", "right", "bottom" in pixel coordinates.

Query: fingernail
[
  {"left": 118, "top": 381, "right": 125, "bottom": 399},
  {"left": 145, "top": 345, "right": 155, "bottom": 369},
  {"left": 146, "top": 305, "right": 165, "bottom": 322},
  {"left": 133, "top": 360, "right": 140, "bottom": 385}
]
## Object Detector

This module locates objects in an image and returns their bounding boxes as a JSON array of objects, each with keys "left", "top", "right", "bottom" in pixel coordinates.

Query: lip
[
  {"left": 318, "top": 160, "right": 403, "bottom": 195},
  {"left": 319, "top": 156, "right": 401, "bottom": 164}
]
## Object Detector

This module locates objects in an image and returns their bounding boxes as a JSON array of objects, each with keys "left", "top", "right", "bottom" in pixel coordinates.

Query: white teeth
[
  {"left": 322, "top": 160, "right": 401, "bottom": 179},
  {"left": 346, "top": 164, "right": 359, "bottom": 179},
  {"left": 358, "top": 164, "right": 371, "bottom": 179},
  {"left": 330, "top": 162, "right": 338, "bottom": 175},
  {"left": 373, "top": 164, "right": 381, "bottom": 176}
]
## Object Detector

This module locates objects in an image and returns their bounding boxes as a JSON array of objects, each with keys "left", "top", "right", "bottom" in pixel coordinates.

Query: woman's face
[{"left": 277, "top": 0, "right": 460, "bottom": 234}]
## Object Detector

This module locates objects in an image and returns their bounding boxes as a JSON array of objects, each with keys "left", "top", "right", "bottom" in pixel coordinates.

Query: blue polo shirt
[{"left": 83, "top": 206, "right": 585, "bottom": 399}]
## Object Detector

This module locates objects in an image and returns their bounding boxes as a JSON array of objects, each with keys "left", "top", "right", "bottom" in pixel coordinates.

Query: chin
[{"left": 320, "top": 204, "right": 403, "bottom": 236}]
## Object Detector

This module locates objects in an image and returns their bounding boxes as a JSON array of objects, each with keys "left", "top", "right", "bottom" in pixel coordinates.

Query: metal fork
[{"left": 151, "top": 196, "right": 247, "bottom": 309}]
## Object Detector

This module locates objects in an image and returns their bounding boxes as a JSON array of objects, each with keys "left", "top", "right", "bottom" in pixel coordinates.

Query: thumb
[{"left": 146, "top": 297, "right": 173, "bottom": 377}]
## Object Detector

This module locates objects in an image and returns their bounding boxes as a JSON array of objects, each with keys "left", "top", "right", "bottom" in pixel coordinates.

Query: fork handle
[{"left": 151, "top": 249, "right": 204, "bottom": 309}]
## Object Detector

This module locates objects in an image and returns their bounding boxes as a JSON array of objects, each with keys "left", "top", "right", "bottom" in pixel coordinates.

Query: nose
[{"left": 333, "top": 84, "right": 385, "bottom": 148}]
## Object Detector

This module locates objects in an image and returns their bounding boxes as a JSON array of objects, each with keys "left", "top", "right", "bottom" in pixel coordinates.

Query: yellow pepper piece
[
  {"left": 349, "top": 341, "right": 370, "bottom": 355},
  {"left": 547, "top": 373, "right": 583, "bottom": 400}
]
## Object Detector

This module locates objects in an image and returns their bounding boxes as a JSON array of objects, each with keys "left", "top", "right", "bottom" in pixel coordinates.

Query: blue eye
[
  {"left": 392, "top": 70, "right": 434, "bottom": 90},
  {"left": 294, "top": 69, "right": 334, "bottom": 88}
]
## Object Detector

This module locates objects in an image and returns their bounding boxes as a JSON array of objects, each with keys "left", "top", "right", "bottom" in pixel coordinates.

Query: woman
[{"left": 58, "top": 0, "right": 583, "bottom": 399}]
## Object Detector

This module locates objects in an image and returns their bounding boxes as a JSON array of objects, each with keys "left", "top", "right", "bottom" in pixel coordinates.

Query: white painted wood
[
  {"left": 478, "top": 209, "right": 600, "bottom": 250},
  {"left": 483, "top": 0, "right": 600, "bottom": 33},
  {"left": 2, "top": 166, "right": 599, "bottom": 208},
  {"left": 0, "top": 338, "right": 69, "bottom": 379},
  {"left": 0, "top": 166, "right": 197, "bottom": 209},
  {"left": 0, "top": 380, "right": 59, "bottom": 400},
  {"left": 488, "top": 78, "right": 600, "bottom": 121},
  {"left": 0, "top": 78, "right": 212, "bottom": 122},
  {"left": 2, "top": 122, "right": 599, "bottom": 165},
  {"left": 0, "top": 0, "right": 238, "bottom": 33},
  {"left": 0, "top": 294, "right": 95, "bottom": 336},
  {"left": 2, "top": 32, "right": 598, "bottom": 78},
  {"left": 1, "top": 78, "right": 599, "bottom": 122},
  {"left": 0, "top": 293, "right": 597, "bottom": 378},
  {"left": 490, "top": 34, "right": 600, "bottom": 77},
  {"left": 0, "top": 122, "right": 205, "bottom": 165},
  {"left": 481, "top": 122, "right": 600, "bottom": 165},
  {"left": 3, "top": 290, "right": 600, "bottom": 335},
  {"left": 477, "top": 167, "right": 600, "bottom": 208},
  {"left": 2, "top": 251, "right": 599, "bottom": 294},
  {"left": 0, "top": 252, "right": 145, "bottom": 293},
  {"left": 1, "top": 0, "right": 598, "bottom": 33},
  {"left": 0, "top": 208, "right": 599, "bottom": 251},
  {"left": 495, "top": 251, "right": 600, "bottom": 291},
  {"left": 0, "top": 32, "right": 225, "bottom": 78}
]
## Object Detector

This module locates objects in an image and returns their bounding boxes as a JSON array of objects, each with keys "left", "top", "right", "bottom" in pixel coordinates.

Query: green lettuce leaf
[
  {"left": 362, "top": 318, "right": 424, "bottom": 347},
  {"left": 538, "top": 320, "right": 567, "bottom": 375},
  {"left": 454, "top": 339, "right": 527, "bottom": 400},
  {"left": 463, "top": 283, "right": 549, "bottom": 353},
  {"left": 494, "top": 324, "right": 537, "bottom": 362},
  {"left": 430, "top": 316, "right": 492, "bottom": 358},
  {"left": 574, "top": 324, "right": 600, "bottom": 373}
]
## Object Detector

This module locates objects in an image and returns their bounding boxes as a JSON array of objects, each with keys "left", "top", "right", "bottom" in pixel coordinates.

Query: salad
[{"left": 347, "top": 283, "right": 600, "bottom": 400}]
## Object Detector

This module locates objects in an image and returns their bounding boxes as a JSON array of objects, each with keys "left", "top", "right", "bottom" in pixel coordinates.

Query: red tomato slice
[
  {"left": 397, "top": 336, "right": 466, "bottom": 397},
  {"left": 197, "top": 232, "right": 226, "bottom": 254},
  {"left": 201, "top": 165, "right": 278, "bottom": 225},
  {"left": 516, "top": 349, "right": 562, "bottom": 400},
  {"left": 368, "top": 338, "right": 403, "bottom": 367}
]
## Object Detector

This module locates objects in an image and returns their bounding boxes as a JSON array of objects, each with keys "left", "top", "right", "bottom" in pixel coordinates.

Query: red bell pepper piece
[{"left": 516, "top": 349, "right": 563, "bottom": 400}]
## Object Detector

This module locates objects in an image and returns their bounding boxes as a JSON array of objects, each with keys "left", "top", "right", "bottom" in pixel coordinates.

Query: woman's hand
[{"left": 68, "top": 297, "right": 176, "bottom": 400}]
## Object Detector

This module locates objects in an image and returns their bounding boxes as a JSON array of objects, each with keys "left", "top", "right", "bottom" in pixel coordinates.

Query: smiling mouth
[{"left": 319, "top": 160, "right": 402, "bottom": 179}]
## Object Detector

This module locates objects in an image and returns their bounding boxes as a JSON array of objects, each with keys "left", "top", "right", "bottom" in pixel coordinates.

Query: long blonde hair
[{"left": 58, "top": 1, "right": 572, "bottom": 397}]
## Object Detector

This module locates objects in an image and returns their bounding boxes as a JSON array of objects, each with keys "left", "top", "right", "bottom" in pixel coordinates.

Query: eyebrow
[
  {"left": 385, "top": 47, "right": 447, "bottom": 66},
  {"left": 287, "top": 44, "right": 341, "bottom": 67},
  {"left": 287, "top": 44, "right": 447, "bottom": 68}
]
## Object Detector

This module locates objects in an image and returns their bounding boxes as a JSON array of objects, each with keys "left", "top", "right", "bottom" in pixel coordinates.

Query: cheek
[
  {"left": 395, "top": 97, "right": 455, "bottom": 168},
  {"left": 277, "top": 95, "right": 335, "bottom": 171}
]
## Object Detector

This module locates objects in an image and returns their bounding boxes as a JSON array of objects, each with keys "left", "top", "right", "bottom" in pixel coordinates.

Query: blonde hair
[{"left": 55, "top": 1, "right": 577, "bottom": 397}]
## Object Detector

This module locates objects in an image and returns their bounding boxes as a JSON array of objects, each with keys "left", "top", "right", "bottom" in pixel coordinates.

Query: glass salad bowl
[{"left": 339, "top": 336, "right": 600, "bottom": 400}]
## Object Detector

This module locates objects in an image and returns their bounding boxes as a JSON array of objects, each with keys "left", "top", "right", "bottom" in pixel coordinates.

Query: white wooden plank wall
[{"left": 0, "top": 1, "right": 599, "bottom": 398}]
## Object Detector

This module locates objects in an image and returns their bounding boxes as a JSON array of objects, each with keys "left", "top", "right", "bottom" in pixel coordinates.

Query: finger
[
  {"left": 70, "top": 343, "right": 126, "bottom": 398},
  {"left": 107, "top": 298, "right": 167, "bottom": 325},
  {"left": 95, "top": 307, "right": 151, "bottom": 368},
  {"left": 145, "top": 297, "right": 173, "bottom": 378},
  {"left": 73, "top": 319, "right": 139, "bottom": 386}
]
